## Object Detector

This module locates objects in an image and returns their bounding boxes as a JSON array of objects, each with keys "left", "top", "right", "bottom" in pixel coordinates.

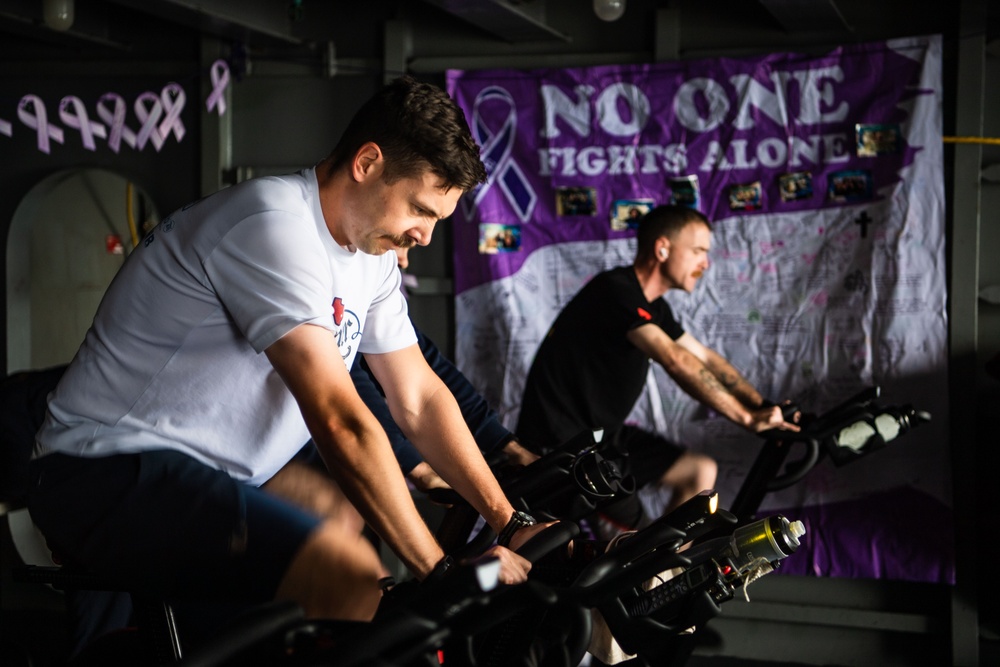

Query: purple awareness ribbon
[
  {"left": 466, "top": 85, "right": 537, "bottom": 223},
  {"left": 158, "top": 82, "right": 186, "bottom": 143},
  {"left": 134, "top": 92, "right": 165, "bottom": 151},
  {"left": 18, "top": 94, "right": 64, "bottom": 154},
  {"left": 206, "top": 59, "right": 230, "bottom": 115},
  {"left": 0, "top": 117, "right": 11, "bottom": 138},
  {"left": 96, "top": 92, "right": 137, "bottom": 153},
  {"left": 59, "top": 95, "right": 107, "bottom": 151}
]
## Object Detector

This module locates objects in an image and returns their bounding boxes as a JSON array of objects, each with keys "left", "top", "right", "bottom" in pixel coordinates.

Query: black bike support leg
[
  {"left": 132, "top": 594, "right": 182, "bottom": 664},
  {"left": 728, "top": 437, "right": 792, "bottom": 522}
]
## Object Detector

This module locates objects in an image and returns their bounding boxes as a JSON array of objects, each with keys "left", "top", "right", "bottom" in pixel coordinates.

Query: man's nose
[{"left": 410, "top": 223, "right": 434, "bottom": 247}]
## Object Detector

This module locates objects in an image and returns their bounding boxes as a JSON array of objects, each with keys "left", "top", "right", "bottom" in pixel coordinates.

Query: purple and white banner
[{"left": 449, "top": 35, "right": 952, "bottom": 583}]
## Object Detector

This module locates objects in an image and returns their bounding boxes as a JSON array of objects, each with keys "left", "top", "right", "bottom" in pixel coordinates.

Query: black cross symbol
[{"left": 854, "top": 211, "right": 873, "bottom": 238}]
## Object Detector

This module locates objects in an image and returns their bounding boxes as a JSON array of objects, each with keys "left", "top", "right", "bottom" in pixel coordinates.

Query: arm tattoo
[{"left": 698, "top": 367, "right": 726, "bottom": 393}]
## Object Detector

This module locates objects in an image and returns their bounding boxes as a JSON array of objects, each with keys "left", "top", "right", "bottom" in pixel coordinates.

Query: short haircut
[
  {"left": 328, "top": 76, "right": 487, "bottom": 191},
  {"left": 635, "top": 205, "right": 711, "bottom": 262}
]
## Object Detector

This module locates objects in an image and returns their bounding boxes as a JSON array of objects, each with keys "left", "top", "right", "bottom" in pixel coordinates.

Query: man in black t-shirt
[{"left": 516, "top": 205, "right": 798, "bottom": 522}]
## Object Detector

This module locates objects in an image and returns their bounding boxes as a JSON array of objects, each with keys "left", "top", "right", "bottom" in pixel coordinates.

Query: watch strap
[{"left": 497, "top": 510, "right": 537, "bottom": 547}]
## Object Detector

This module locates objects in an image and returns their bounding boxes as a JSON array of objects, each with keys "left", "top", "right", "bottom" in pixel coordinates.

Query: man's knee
[
  {"left": 694, "top": 453, "right": 718, "bottom": 489},
  {"left": 275, "top": 520, "right": 384, "bottom": 622}
]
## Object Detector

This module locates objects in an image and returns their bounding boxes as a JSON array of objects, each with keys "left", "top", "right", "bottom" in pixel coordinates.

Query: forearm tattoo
[{"left": 698, "top": 367, "right": 726, "bottom": 393}]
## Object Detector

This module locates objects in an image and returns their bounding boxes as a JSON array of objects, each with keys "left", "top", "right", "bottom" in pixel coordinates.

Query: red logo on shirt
[
  {"left": 637, "top": 307, "right": 652, "bottom": 321},
  {"left": 332, "top": 297, "right": 345, "bottom": 325}
]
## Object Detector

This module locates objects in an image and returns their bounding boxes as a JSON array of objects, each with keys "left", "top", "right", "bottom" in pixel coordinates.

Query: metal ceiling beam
[
  {"left": 420, "top": 0, "right": 569, "bottom": 43},
  {"left": 106, "top": 0, "right": 302, "bottom": 44},
  {"left": 757, "top": 0, "right": 852, "bottom": 34},
  {"left": 0, "top": 0, "right": 134, "bottom": 50}
]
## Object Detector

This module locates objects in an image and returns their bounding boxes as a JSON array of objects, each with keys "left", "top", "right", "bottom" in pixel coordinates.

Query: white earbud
[{"left": 659, "top": 248, "right": 668, "bottom": 260}]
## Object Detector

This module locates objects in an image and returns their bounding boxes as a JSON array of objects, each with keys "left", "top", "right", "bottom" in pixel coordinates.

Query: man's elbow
[
  {"left": 657, "top": 351, "right": 692, "bottom": 378},
  {"left": 311, "top": 412, "right": 379, "bottom": 454}
]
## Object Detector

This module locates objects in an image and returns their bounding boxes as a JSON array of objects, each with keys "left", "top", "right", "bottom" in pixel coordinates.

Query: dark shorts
[
  {"left": 589, "top": 424, "right": 686, "bottom": 530},
  {"left": 609, "top": 424, "right": 685, "bottom": 488},
  {"left": 27, "top": 449, "right": 322, "bottom": 603}
]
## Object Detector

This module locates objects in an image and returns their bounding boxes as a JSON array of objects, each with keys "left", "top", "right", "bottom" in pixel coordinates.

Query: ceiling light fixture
[
  {"left": 43, "top": 0, "right": 75, "bottom": 31},
  {"left": 593, "top": 0, "right": 626, "bottom": 22}
]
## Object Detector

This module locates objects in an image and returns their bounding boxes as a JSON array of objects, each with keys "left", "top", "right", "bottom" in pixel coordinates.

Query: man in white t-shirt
[{"left": 29, "top": 76, "right": 544, "bottom": 625}]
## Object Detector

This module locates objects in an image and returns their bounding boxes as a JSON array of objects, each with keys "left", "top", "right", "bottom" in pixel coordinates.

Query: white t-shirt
[{"left": 37, "top": 168, "right": 416, "bottom": 486}]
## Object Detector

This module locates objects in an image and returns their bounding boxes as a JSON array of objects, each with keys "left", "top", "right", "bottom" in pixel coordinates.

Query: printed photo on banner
[
  {"left": 610, "top": 199, "right": 656, "bottom": 231},
  {"left": 668, "top": 175, "right": 700, "bottom": 209},
  {"left": 828, "top": 169, "right": 874, "bottom": 202},
  {"left": 778, "top": 171, "right": 814, "bottom": 202},
  {"left": 728, "top": 181, "right": 763, "bottom": 211},
  {"left": 856, "top": 123, "right": 901, "bottom": 157},
  {"left": 478, "top": 223, "right": 522, "bottom": 254},
  {"left": 555, "top": 187, "right": 598, "bottom": 217}
]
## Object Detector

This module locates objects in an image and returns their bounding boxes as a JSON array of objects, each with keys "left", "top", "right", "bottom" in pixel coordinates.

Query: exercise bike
[
  {"left": 171, "top": 489, "right": 805, "bottom": 667},
  {"left": 421, "top": 384, "right": 931, "bottom": 666},
  {"left": 728, "top": 386, "right": 931, "bottom": 522},
  {"left": 357, "top": 425, "right": 806, "bottom": 667},
  {"left": 171, "top": 521, "right": 581, "bottom": 667},
  {"left": 64, "top": 386, "right": 926, "bottom": 667}
]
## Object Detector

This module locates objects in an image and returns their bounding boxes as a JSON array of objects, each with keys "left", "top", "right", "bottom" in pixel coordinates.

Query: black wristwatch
[
  {"left": 497, "top": 510, "right": 537, "bottom": 547},
  {"left": 425, "top": 555, "right": 455, "bottom": 584}
]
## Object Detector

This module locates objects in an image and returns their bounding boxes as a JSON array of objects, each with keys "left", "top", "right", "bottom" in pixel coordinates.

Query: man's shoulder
[
  {"left": 173, "top": 170, "right": 314, "bottom": 231},
  {"left": 601, "top": 265, "right": 636, "bottom": 283},
  {"left": 576, "top": 265, "right": 631, "bottom": 292},
  {"left": 240, "top": 170, "right": 313, "bottom": 209},
  {"left": 577, "top": 265, "right": 638, "bottom": 300}
]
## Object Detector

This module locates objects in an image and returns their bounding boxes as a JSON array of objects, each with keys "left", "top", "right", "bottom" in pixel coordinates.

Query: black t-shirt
[{"left": 516, "top": 266, "right": 684, "bottom": 451}]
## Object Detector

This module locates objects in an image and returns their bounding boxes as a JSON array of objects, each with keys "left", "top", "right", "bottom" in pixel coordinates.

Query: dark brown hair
[{"left": 328, "top": 76, "right": 487, "bottom": 191}]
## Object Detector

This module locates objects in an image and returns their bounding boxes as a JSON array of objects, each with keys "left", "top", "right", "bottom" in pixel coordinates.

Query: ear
[
  {"left": 657, "top": 237, "right": 672, "bottom": 261},
  {"left": 351, "top": 142, "right": 383, "bottom": 182}
]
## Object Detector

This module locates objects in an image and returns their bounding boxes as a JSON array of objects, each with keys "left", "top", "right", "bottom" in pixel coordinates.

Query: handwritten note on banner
[
  {"left": 0, "top": 59, "right": 230, "bottom": 154},
  {"left": 448, "top": 35, "right": 952, "bottom": 583}
]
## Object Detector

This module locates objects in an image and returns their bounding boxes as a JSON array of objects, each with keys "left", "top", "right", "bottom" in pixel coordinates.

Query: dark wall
[
  {"left": 0, "top": 70, "right": 202, "bottom": 373},
  {"left": 0, "top": 3, "right": 207, "bottom": 372}
]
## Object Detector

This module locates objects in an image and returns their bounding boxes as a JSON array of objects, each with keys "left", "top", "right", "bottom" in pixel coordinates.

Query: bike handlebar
[
  {"left": 753, "top": 385, "right": 931, "bottom": 490},
  {"left": 516, "top": 520, "right": 581, "bottom": 563}
]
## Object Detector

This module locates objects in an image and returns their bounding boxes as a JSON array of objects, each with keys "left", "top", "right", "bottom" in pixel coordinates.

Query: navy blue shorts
[{"left": 27, "top": 450, "right": 322, "bottom": 603}]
